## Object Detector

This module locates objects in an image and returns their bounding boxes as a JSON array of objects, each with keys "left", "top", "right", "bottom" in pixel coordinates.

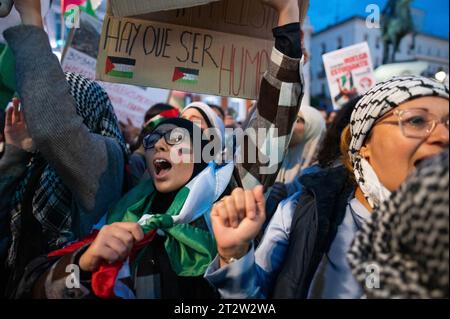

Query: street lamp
[{"left": 435, "top": 71, "right": 447, "bottom": 83}]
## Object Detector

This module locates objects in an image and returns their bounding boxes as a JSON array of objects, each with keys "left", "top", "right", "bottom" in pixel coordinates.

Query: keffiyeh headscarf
[
  {"left": 64, "top": 72, "right": 127, "bottom": 153},
  {"left": 349, "top": 76, "right": 449, "bottom": 208},
  {"left": 8, "top": 73, "right": 127, "bottom": 267},
  {"left": 348, "top": 150, "right": 449, "bottom": 299}
]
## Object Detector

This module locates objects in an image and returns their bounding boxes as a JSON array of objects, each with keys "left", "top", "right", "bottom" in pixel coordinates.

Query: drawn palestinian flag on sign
[
  {"left": 105, "top": 57, "right": 136, "bottom": 79},
  {"left": 172, "top": 67, "right": 200, "bottom": 85}
]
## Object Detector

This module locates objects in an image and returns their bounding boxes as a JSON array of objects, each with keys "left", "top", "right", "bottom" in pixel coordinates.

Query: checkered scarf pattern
[
  {"left": 236, "top": 48, "right": 304, "bottom": 190},
  {"left": 349, "top": 76, "right": 449, "bottom": 208},
  {"left": 348, "top": 150, "right": 449, "bottom": 298},
  {"left": 7, "top": 72, "right": 127, "bottom": 266}
]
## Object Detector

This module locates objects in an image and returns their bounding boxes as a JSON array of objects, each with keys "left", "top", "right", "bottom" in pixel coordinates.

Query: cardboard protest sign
[
  {"left": 63, "top": 47, "right": 170, "bottom": 127},
  {"left": 64, "top": 13, "right": 170, "bottom": 127},
  {"left": 96, "top": 13, "right": 274, "bottom": 100},
  {"left": 134, "top": 0, "right": 279, "bottom": 40},
  {"left": 108, "top": 0, "right": 221, "bottom": 17},
  {"left": 97, "top": 0, "right": 310, "bottom": 99},
  {"left": 323, "top": 42, "right": 376, "bottom": 110},
  {"left": 108, "top": 0, "right": 309, "bottom": 26}
]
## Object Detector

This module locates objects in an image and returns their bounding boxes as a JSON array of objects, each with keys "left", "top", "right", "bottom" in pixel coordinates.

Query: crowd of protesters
[{"left": 0, "top": 0, "right": 448, "bottom": 300}]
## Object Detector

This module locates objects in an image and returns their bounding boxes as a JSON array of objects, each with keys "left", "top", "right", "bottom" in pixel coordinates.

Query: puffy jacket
[{"left": 272, "top": 164, "right": 355, "bottom": 298}]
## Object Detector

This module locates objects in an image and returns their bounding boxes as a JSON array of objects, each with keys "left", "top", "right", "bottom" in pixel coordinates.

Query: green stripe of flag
[
  {"left": 107, "top": 70, "right": 134, "bottom": 79},
  {"left": 177, "top": 79, "right": 198, "bottom": 85}
]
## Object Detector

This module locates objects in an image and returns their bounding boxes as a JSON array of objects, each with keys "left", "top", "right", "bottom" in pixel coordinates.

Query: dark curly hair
[{"left": 317, "top": 97, "right": 361, "bottom": 168}]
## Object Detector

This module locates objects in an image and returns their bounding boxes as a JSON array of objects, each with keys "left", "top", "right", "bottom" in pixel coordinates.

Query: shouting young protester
[
  {"left": 10, "top": 0, "right": 308, "bottom": 299},
  {"left": 24, "top": 118, "right": 232, "bottom": 299}
]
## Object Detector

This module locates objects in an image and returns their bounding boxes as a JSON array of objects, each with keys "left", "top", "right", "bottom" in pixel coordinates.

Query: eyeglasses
[
  {"left": 143, "top": 127, "right": 188, "bottom": 150},
  {"left": 376, "top": 108, "right": 449, "bottom": 138}
]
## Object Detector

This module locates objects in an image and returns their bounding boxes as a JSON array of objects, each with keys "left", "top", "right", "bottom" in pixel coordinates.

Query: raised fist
[{"left": 211, "top": 186, "right": 266, "bottom": 265}]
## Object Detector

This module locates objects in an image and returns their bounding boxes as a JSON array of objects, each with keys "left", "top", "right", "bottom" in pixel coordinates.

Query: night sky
[{"left": 308, "top": 0, "right": 449, "bottom": 39}]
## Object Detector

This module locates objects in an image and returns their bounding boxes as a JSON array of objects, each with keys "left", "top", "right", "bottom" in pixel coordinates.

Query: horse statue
[{"left": 381, "top": 0, "right": 416, "bottom": 64}]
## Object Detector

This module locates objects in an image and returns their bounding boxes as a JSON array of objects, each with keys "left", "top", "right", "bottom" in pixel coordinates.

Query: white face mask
[{"left": 357, "top": 157, "right": 392, "bottom": 209}]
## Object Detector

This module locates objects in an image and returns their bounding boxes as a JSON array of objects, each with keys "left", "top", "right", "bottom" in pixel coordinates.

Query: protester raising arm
[
  {"left": 3, "top": 1, "right": 126, "bottom": 226},
  {"left": 203, "top": 0, "right": 307, "bottom": 299},
  {"left": 0, "top": 99, "right": 33, "bottom": 259},
  {"left": 0, "top": 1, "right": 127, "bottom": 295},
  {"left": 0, "top": 99, "right": 34, "bottom": 205},
  {"left": 235, "top": 0, "right": 305, "bottom": 191}
]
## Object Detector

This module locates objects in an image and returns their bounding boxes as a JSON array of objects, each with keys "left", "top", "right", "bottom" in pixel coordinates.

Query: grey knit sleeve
[
  {"left": 0, "top": 144, "right": 31, "bottom": 211},
  {"left": 4, "top": 26, "right": 124, "bottom": 216}
]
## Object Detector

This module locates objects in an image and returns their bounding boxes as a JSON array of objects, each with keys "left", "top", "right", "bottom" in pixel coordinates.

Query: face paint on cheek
[{"left": 170, "top": 144, "right": 193, "bottom": 164}]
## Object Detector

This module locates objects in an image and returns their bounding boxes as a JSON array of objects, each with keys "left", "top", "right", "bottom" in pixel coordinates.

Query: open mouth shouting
[
  {"left": 413, "top": 158, "right": 426, "bottom": 168},
  {"left": 413, "top": 156, "right": 434, "bottom": 169},
  {"left": 153, "top": 158, "right": 173, "bottom": 179}
]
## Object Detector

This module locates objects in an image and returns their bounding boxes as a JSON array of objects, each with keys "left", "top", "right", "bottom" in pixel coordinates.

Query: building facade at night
[{"left": 309, "top": 15, "right": 449, "bottom": 107}]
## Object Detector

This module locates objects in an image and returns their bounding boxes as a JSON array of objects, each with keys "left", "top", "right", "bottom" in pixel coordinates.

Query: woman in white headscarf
[
  {"left": 265, "top": 106, "right": 326, "bottom": 219},
  {"left": 182, "top": 102, "right": 226, "bottom": 148},
  {"left": 277, "top": 106, "right": 326, "bottom": 184},
  {"left": 181, "top": 102, "right": 227, "bottom": 164},
  {"left": 268, "top": 105, "right": 326, "bottom": 205}
]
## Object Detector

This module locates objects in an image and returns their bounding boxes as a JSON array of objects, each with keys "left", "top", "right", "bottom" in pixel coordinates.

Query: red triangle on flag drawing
[
  {"left": 172, "top": 67, "right": 185, "bottom": 82},
  {"left": 105, "top": 57, "right": 115, "bottom": 74}
]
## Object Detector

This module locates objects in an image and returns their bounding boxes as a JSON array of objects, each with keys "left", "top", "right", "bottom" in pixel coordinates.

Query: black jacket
[{"left": 272, "top": 164, "right": 355, "bottom": 299}]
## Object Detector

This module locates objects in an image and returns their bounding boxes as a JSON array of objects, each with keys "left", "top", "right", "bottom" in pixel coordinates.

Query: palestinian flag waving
[
  {"left": 62, "top": 0, "right": 102, "bottom": 17},
  {"left": 48, "top": 162, "right": 235, "bottom": 299}
]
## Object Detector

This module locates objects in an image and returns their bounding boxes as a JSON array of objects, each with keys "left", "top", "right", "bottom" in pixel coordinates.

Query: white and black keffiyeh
[
  {"left": 8, "top": 73, "right": 127, "bottom": 266},
  {"left": 348, "top": 150, "right": 449, "bottom": 299},
  {"left": 349, "top": 76, "right": 449, "bottom": 208}
]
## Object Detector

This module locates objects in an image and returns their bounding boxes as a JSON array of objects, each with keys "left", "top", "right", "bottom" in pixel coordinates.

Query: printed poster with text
[{"left": 323, "top": 42, "right": 376, "bottom": 110}]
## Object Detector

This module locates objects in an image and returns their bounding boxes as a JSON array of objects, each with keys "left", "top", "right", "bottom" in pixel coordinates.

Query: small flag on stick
[{"left": 62, "top": 0, "right": 102, "bottom": 17}]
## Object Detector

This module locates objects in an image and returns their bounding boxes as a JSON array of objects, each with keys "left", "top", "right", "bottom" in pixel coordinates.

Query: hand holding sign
[
  {"left": 14, "top": 0, "right": 42, "bottom": 27},
  {"left": 262, "top": 0, "right": 309, "bottom": 25}
]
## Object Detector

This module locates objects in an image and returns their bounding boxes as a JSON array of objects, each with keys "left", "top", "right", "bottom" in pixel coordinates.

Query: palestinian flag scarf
[{"left": 49, "top": 161, "right": 234, "bottom": 299}]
